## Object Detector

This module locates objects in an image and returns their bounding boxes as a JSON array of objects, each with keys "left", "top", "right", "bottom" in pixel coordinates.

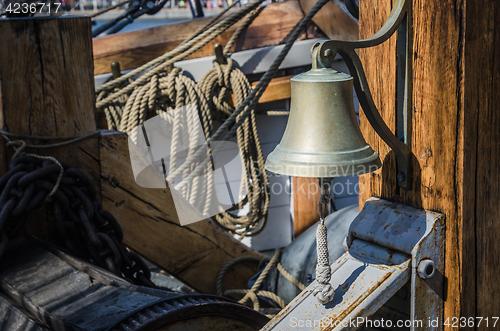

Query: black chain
[{"left": 0, "top": 155, "right": 154, "bottom": 287}]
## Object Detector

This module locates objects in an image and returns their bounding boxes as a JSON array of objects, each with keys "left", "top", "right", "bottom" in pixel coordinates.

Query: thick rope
[
  {"left": 267, "top": 110, "right": 290, "bottom": 116},
  {"left": 223, "top": 7, "right": 261, "bottom": 55},
  {"left": 198, "top": 58, "right": 270, "bottom": 237},
  {"left": 95, "top": 0, "right": 331, "bottom": 238},
  {"left": 181, "top": 0, "right": 244, "bottom": 49},
  {"left": 217, "top": 249, "right": 306, "bottom": 312},
  {"left": 128, "top": 68, "right": 213, "bottom": 214},
  {"left": 98, "top": 5, "right": 269, "bottom": 238},
  {"left": 277, "top": 263, "right": 306, "bottom": 291},
  {"left": 216, "top": 255, "right": 262, "bottom": 296},
  {"left": 228, "top": 249, "right": 280, "bottom": 309}
]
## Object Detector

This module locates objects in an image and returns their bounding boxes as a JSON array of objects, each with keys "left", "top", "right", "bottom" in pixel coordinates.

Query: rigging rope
[
  {"left": 88, "top": 0, "right": 133, "bottom": 18},
  {"left": 216, "top": 249, "right": 306, "bottom": 314},
  {"left": 95, "top": 0, "right": 266, "bottom": 106},
  {"left": 198, "top": 58, "right": 270, "bottom": 237}
]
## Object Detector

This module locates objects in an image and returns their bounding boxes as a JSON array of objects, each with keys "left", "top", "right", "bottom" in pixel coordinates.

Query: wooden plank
[
  {"left": 0, "top": 17, "right": 100, "bottom": 240},
  {"left": 253, "top": 74, "right": 292, "bottom": 104},
  {"left": 292, "top": 177, "right": 320, "bottom": 238},
  {"left": 359, "top": 0, "right": 500, "bottom": 325},
  {"left": 299, "top": 0, "right": 359, "bottom": 41},
  {"left": 463, "top": 0, "right": 500, "bottom": 323},
  {"left": 359, "top": 0, "right": 462, "bottom": 322},
  {"left": 0, "top": 292, "right": 50, "bottom": 331},
  {"left": 93, "top": 0, "right": 326, "bottom": 75},
  {"left": 100, "top": 131, "right": 265, "bottom": 294}
]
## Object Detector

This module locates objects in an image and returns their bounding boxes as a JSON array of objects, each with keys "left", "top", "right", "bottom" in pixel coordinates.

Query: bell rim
[{"left": 265, "top": 151, "right": 382, "bottom": 178}]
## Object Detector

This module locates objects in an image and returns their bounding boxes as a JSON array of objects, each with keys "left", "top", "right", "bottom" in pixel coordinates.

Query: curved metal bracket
[
  {"left": 317, "top": 0, "right": 408, "bottom": 55},
  {"left": 313, "top": 0, "right": 411, "bottom": 189}
]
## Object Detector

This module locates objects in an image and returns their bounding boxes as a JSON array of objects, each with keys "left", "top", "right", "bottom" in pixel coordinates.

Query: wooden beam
[
  {"left": 100, "top": 131, "right": 265, "bottom": 294},
  {"left": 292, "top": 177, "right": 320, "bottom": 238},
  {"left": 0, "top": 17, "right": 100, "bottom": 240},
  {"left": 252, "top": 74, "right": 292, "bottom": 104},
  {"left": 359, "top": 0, "right": 500, "bottom": 325},
  {"left": 93, "top": 0, "right": 327, "bottom": 75},
  {"left": 462, "top": 0, "right": 500, "bottom": 323}
]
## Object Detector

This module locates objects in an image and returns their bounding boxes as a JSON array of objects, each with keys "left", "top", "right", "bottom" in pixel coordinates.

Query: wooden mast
[{"left": 359, "top": 0, "right": 500, "bottom": 325}]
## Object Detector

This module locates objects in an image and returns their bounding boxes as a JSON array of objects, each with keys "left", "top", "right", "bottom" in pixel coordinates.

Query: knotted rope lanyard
[{"left": 313, "top": 179, "right": 335, "bottom": 304}]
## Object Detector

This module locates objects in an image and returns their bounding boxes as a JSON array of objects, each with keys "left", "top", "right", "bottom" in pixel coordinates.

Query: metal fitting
[{"left": 417, "top": 259, "right": 435, "bottom": 279}]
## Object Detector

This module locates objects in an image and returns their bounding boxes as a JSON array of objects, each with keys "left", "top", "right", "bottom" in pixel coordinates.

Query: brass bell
[{"left": 265, "top": 67, "right": 381, "bottom": 178}]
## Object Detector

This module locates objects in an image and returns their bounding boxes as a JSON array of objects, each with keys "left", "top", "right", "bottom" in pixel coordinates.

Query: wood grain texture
[
  {"left": 230, "top": 74, "right": 292, "bottom": 106},
  {"left": 93, "top": 0, "right": 325, "bottom": 75},
  {"left": 0, "top": 17, "right": 100, "bottom": 239},
  {"left": 100, "top": 132, "right": 264, "bottom": 294},
  {"left": 292, "top": 177, "right": 320, "bottom": 238},
  {"left": 253, "top": 74, "right": 292, "bottom": 104},
  {"left": 299, "top": 0, "right": 359, "bottom": 41},
  {"left": 462, "top": 0, "right": 500, "bottom": 324},
  {"left": 359, "top": 0, "right": 500, "bottom": 327},
  {"left": 358, "top": 0, "right": 398, "bottom": 206},
  {"left": 360, "top": 0, "right": 462, "bottom": 323}
]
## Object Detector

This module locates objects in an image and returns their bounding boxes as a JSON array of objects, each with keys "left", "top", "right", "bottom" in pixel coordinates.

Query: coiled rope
[
  {"left": 97, "top": 6, "right": 267, "bottom": 237},
  {"left": 198, "top": 57, "right": 270, "bottom": 237},
  {"left": 0, "top": 130, "right": 156, "bottom": 287},
  {"left": 216, "top": 249, "right": 305, "bottom": 315}
]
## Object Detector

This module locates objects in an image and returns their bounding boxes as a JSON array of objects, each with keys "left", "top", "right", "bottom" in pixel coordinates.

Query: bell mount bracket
[{"left": 312, "top": 0, "right": 411, "bottom": 190}]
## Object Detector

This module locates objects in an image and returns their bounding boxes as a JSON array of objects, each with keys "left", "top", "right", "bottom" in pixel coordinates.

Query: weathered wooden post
[
  {"left": 359, "top": 0, "right": 500, "bottom": 325},
  {"left": 0, "top": 17, "right": 101, "bottom": 240}
]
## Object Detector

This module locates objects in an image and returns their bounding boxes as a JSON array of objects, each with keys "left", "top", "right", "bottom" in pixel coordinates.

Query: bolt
[
  {"left": 396, "top": 286, "right": 408, "bottom": 300},
  {"left": 397, "top": 172, "right": 406, "bottom": 182},
  {"left": 323, "top": 49, "right": 333, "bottom": 60},
  {"left": 417, "top": 259, "right": 435, "bottom": 279}
]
